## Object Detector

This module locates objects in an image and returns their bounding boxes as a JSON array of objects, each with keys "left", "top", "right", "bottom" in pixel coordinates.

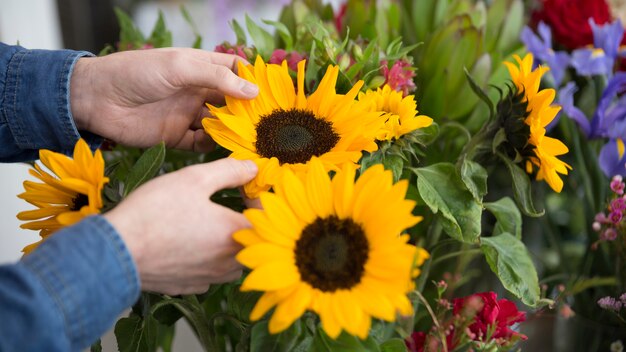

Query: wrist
[
  {"left": 70, "top": 57, "right": 96, "bottom": 131},
  {"left": 104, "top": 209, "right": 145, "bottom": 277}
]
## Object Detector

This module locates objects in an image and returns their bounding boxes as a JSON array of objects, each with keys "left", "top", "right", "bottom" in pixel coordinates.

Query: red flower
[
  {"left": 268, "top": 49, "right": 306, "bottom": 72},
  {"left": 532, "top": 0, "right": 613, "bottom": 50},
  {"left": 405, "top": 330, "right": 455, "bottom": 352},
  {"left": 406, "top": 331, "right": 426, "bottom": 352},
  {"left": 334, "top": 3, "right": 348, "bottom": 34},
  {"left": 214, "top": 43, "right": 248, "bottom": 60},
  {"left": 381, "top": 60, "right": 416, "bottom": 97},
  {"left": 453, "top": 292, "right": 527, "bottom": 343}
]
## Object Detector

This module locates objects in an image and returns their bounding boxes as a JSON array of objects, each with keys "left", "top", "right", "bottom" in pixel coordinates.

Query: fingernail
[
  {"left": 242, "top": 160, "right": 258, "bottom": 174},
  {"left": 240, "top": 81, "right": 259, "bottom": 97}
]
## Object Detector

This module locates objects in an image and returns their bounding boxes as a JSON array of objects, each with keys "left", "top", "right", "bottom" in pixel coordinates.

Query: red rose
[
  {"left": 532, "top": 0, "right": 613, "bottom": 50},
  {"left": 453, "top": 292, "right": 527, "bottom": 343}
]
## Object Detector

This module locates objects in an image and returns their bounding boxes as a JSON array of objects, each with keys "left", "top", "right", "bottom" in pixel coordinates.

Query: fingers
[
  {"left": 187, "top": 158, "right": 258, "bottom": 193},
  {"left": 174, "top": 129, "right": 215, "bottom": 152},
  {"left": 175, "top": 54, "right": 259, "bottom": 100},
  {"left": 188, "top": 50, "right": 251, "bottom": 71}
]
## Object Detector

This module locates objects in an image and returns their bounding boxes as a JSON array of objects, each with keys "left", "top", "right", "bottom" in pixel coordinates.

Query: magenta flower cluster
[
  {"left": 592, "top": 175, "right": 626, "bottom": 244},
  {"left": 597, "top": 293, "right": 626, "bottom": 311}
]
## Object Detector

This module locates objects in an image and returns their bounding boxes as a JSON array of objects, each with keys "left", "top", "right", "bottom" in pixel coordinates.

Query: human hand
[
  {"left": 103, "top": 158, "right": 258, "bottom": 295},
  {"left": 70, "top": 48, "right": 258, "bottom": 152}
]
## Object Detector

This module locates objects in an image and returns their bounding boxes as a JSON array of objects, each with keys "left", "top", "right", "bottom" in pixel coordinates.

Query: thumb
[{"left": 196, "top": 158, "right": 258, "bottom": 193}]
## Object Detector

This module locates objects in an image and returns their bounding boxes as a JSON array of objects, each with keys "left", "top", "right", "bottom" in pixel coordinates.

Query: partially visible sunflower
[
  {"left": 503, "top": 53, "right": 571, "bottom": 192},
  {"left": 358, "top": 84, "right": 433, "bottom": 141},
  {"left": 202, "top": 56, "right": 383, "bottom": 198},
  {"left": 17, "top": 139, "right": 109, "bottom": 254},
  {"left": 234, "top": 158, "right": 429, "bottom": 339}
]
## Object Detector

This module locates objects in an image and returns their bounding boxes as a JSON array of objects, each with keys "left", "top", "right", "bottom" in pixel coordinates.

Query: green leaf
[
  {"left": 250, "top": 320, "right": 304, "bottom": 352},
  {"left": 459, "top": 157, "right": 488, "bottom": 202},
  {"left": 492, "top": 128, "right": 507, "bottom": 154},
  {"left": 156, "top": 324, "right": 175, "bottom": 352},
  {"left": 263, "top": 19, "right": 294, "bottom": 52},
  {"left": 369, "top": 320, "right": 395, "bottom": 344},
  {"left": 413, "top": 163, "right": 482, "bottom": 243},
  {"left": 570, "top": 277, "right": 617, "bottom": 295},
  {"left": 480, "top": 233, "right": 540, "bottom": 306},
  {"left": 180, "top": 5, "right": 202, "bottom": 48},
  {"left": 114, "top": 314, "right": 158, "bottom": 352},
  {"left": 227, "top": 287, "right": 262, "bottom": 323},
  {"left": 310, "top": 328, "right": 381, "bottom": 352},
  {"left": 484, "top": 197, "right": 522, "bottom": 238},
  {"left": 90, "top": 339, "right": 102, "bottom": 352},
  {"left": 124, "top": 142, "right": 166, "bottom": 196},
  {"left": 380, "top": 338, "right": 408, "bottom": 352},
  {"left": 496, "top": 0, "right": 524, "bottom": 54},
  {"left": 464, "top": 67, "right": 494, "bottom": 118},
  {"left": 147, "top": 11, "right": 172, "bottom": 48},
  {"left": 246, "top": 14, "right": 275, "bottom": 58},
  {"left": 114, "top": 7, "right": 145, "bottom": 48},
  {"left": 231, "top": 19, "right": 247, "bottom": 45},
  {"left": 498, "top": 153, "right": 544, "bottom": 217},
  {"left": 383, "top": 154, "right": 405, "bottom": 182}
]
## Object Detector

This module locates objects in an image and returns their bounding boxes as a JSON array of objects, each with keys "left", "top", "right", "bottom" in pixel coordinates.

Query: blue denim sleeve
[
  {"left": 0, "top": 43, "right": 102, "bottom": 162},
  {"left": 0, "top": 215, "right": 140, "bottom": 351}
]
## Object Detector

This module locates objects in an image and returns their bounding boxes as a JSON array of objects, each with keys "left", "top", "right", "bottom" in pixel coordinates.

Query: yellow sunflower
[
  {"left": 202, "top": 56, "right": 383, "bottom": 198},
  {"left": 358, "top": 84, "right": 433, "bottom": 141},
  {"left": 504, "top": 53, "right": 571, "bottom": 193},
  {"left": 234, "top": 158, "right": 429, "bottom": 339},
  {"left": 17, "top": 138, "right": 109, "bottom": 254}
]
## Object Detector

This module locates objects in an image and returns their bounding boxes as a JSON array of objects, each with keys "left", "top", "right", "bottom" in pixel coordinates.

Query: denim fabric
[
  {"left": 0, "top": 216, "right": 140, "bottom": 351},
  {"left": 0, "top": 42, "right": 141, "bottom": 351},
  {"left": 0, "top": 43, "right": 101, "bottom": 161}
]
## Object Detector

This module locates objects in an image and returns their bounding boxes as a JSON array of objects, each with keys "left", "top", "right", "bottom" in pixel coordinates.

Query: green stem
[
  {"left": 431, "top": 248, "right": 481, "bottom": 266},
  {"left": 414, "top": 290, "right": 448, "bottom": 352}
]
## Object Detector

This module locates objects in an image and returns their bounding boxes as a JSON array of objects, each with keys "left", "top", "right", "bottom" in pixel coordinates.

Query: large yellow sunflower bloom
[
  {"left": 234, "top": 158, "right": 429, "bottom": 339},
  {"left": 17, "top": 138, "right": 109, "bottom": 254},
  {"left": 358, "top": 84, "right": 433, "bottom": 141},
  {"left": 504, "top": 53, "right": 571, "bottom": 193},
  {"left": 202, "top": 56, "right": 383, "bottom": 198}
]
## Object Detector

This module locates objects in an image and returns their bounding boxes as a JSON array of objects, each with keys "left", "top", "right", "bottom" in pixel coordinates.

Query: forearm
[
  {"left": 0, "top": 43, "right": 101, "bottom": 161},
  {"left": 0, "top": 215, "right": 140, "bottom": 351}
]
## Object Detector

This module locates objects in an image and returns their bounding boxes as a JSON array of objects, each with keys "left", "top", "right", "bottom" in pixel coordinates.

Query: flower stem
[{"left": 414, "top": 290, "right": 449, "bottom": 352}]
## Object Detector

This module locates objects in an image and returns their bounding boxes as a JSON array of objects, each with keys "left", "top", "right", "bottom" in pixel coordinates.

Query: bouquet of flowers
[{"left": 14, "top": 0, "right": 626, "bottom": 351}]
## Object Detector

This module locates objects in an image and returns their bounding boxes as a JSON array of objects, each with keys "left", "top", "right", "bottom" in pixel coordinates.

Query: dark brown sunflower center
[
  {"left": 71, "top": 194, "right": 89, "bottom": 211},
  {"left": 255, "top": 108, "right": 339, "bottom": 165},
  {"left": 294, "top": 215, "right": 369, "bottom": 292}
]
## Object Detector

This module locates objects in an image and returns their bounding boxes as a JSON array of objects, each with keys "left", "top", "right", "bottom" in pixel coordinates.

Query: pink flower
[
  {"left": 610, "top": 210, "right": 623, "bottom": 224},
  {"left": 453, "top": 292, "right": 527, "bottom": 343},
  {"left": 381, "top": 59, "right": 416, "bottom": 96},
  {"left": 601, "top": 227, "right": 618, "bottom": 240},
  {"left": 611, "top": 197, "right": 626, "bottom": 212},
  {"left": 595, "top": 212, "right": 610, "bottom": 223},
  {"left": 598, "top": 296, "right": 623, "bottom": 311},
  {"left": 214, "top": 43, "right": 248, "bottom": 60},
  {"left": 611, "top": 175, "right": 625, "bottom": 194},
  {"left": 268, "top": 49, "right": 306, "bottom": 72}
]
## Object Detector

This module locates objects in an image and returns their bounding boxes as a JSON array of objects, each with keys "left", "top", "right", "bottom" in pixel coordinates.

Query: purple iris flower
[
  {"left": 521, "top": 22, "right": 570, "bottom": 85},
  {"left": 571, "top": 19, "right": 624, "bottom": 77},
  {"left": 559, "top": 74, "right": 626, "bottom": 176}
]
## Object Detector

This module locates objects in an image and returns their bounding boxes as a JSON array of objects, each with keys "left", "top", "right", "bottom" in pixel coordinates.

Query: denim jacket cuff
[
  {"left": 21, "top": 215, "right": 140, "bottom": 349},
  {"left": 2, "top": 47, "right": 101, "bottom": 156}
]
